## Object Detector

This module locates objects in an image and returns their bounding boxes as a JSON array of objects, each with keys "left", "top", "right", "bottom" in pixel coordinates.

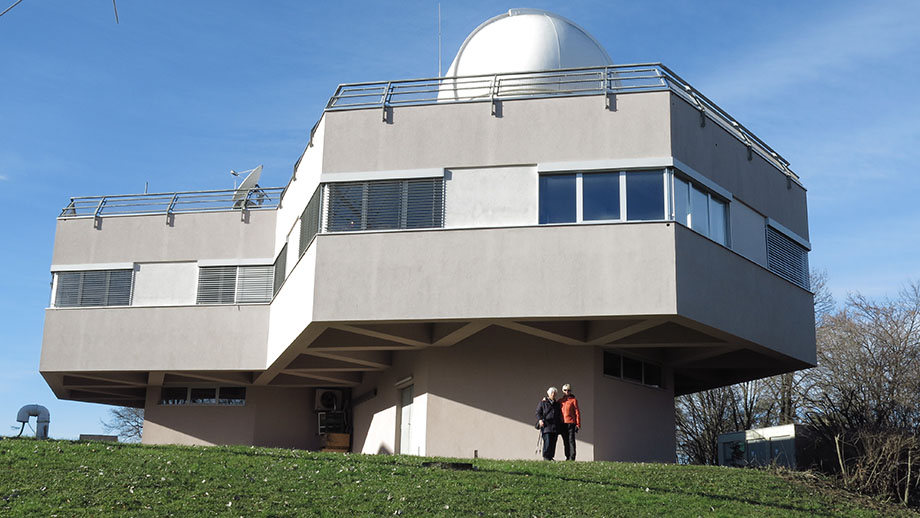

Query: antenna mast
[{"left": 438, "top": 3, "right": 442, "bottom": 77}]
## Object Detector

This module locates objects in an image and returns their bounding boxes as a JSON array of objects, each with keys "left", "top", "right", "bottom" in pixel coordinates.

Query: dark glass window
[
  {"left": 603, "top": 351, "right": 622, "bottom": 377},
  {"left": 691, "top": 185, "right": 710, "bottom": 236},
  {"left": 623, "top": 356, "right": 643, "bottom": 382},
  {"left": 644, "top": 364, "right": 662, "bottom": 387},
  {"left": 327, "top": 182, "right": 364, "bottom": 232},
  {"left": 626, "top": 171, "right": 664, "bottom": 221},
  {"left": 160, "top": 387, "right": 188, "bottom": 405},
  {"left": 190, "top": 388, "right": 217, "bottom": 405},
  {"left": 583, "top": 172, "right": 620, "bottom": 221},
  {"left": 219, "top": 387, "right": 247, "bottom": 406},
  {"left": 539, "top": 174, "right": 576, "bottom": 224}
]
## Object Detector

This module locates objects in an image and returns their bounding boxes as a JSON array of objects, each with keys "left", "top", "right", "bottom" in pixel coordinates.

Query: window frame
[
  {"left": 52, "top": 268, "right": 135, "bottom": 308},
  {"left": 538, "top": 169, "right": 670, "bottom": 225},
  {"left": 158, "top": 386, "right": 247, "bottom": 406},
  {"left": 602, "top": 351, "right": 664, "bottom": 389},
  {"left": 669, "top": 169, "right": 731, "bottom": 247}
]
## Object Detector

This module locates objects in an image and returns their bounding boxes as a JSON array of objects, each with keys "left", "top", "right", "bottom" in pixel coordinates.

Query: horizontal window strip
[
  {"left": 325, "top": 178, "right": 444, "bottom": 232},
  {"left": 197, "top": 265, "right": 273, "bottom": 304},
  {"left": 54, "top": 269, "right": 133, "bottom": 307}
]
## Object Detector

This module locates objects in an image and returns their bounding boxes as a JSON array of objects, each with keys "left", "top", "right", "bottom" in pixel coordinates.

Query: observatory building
[{"left": 40, "top": 9, "right": 815, "bottom": 462}]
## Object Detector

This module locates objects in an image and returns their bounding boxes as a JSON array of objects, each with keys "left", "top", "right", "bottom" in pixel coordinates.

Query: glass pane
[
  {"left": 80, "top": 270, "right": 107, "bottom": 306},
  {"left": 219, "top": 387, "right": 247, "bottom": 406},
  {"left": 603, "top": 352, "right": 622, "bottom": 377},
  {"left": 623, "top": 357, "right": 643, "bottom": 382},
  {"left": 327, "top": 183, "right": 364, "bottom": 232},
  {"left": 691, "top": 187, "right": 710, "bottom": 236},
  {"left": 626, "top": 171, "right": 664, "bottom": 221},
  {"left": 644, "top": 363, "right": 662, "bottom": 387},
  {"left": 583, "top": 172, "right": 620, "bottom": 221},
  {"left": 106, "top": 270, "right": 133, "bottom": 306},
  {"left": 539, "top": 174, "right": 576, "bottom": 224},
  {"left": 160, "top": 387, "right": 188, "bottom": 405},
  {"left": 674, "top": 177, "right": 689, "bottom": 226},
  {"left": 55, "top": 272, "right": 81, "bottom": 307},
  {"left": 709, "top": 197, "right": 727, "bottom": 245},
  {"left": 190, "top": 388, "right": 217, "bottom": 405}
]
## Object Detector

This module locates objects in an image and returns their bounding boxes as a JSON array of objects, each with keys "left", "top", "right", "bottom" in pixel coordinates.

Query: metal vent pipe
[{"left": 17, "top": 404, "right": 50, "bottom": 439}]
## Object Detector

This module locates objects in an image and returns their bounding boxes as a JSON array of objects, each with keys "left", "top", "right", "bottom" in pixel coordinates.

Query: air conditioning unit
[{"left": 315, "top": 389, "right": 344, "bottom": 411}]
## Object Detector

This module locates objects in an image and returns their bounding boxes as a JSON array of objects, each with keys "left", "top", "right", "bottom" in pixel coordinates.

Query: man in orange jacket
[{"left": 559, "top": 383, "right": 581, "bottom": 460}]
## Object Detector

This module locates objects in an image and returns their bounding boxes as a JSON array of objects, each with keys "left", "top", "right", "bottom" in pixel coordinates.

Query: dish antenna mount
[{"left": 231, "top": 165, "right": 264, "bottom": 210}]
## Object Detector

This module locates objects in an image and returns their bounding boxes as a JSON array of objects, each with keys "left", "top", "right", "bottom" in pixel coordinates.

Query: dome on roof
[{"left": 445, "top": 9, "right": 612, "bottom": 77}]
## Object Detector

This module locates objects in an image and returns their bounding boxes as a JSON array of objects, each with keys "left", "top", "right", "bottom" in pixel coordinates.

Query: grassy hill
[{"left": 0, "top": 437, "right": 916, "bottom": 517}]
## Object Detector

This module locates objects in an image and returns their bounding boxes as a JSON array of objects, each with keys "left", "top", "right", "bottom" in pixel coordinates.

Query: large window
[
  {"left": 539, "top": 170, "right": 666, "bottom": 224},
  {"left": 325, "top": 178, "right": 444, "bottom": 232},
  {"left": 197, "top": 265, "right": 273, "bottom": 304},
  {"left": 673, "top": 175, "right": 728, "bottom": 246},
  {"left": 54, "top": 269, "right": 133, "bottom": 307}
]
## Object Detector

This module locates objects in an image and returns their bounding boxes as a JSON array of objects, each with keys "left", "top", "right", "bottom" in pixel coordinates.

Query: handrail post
[{"left": 381, "top": 82, "right": 392, "bottom": 123}]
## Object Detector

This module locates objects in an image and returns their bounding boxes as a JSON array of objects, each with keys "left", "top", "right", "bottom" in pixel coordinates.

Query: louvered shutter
[
  {"left": 325, "top": 178, "right": 444, "bottom": 232},
  {"left": 54, "top": 270, "right": 133, "bottom": 307},
  {"left": 326, "top": 182, "right": 364, "bottom": 232},
  {"left": 197, "top": 266, "right": 237, "bottom": 304},
  {"left": 405, "top": 178, "right": 444, "bottom": 228},
  {"left": 236, "top": 265, "right": 273, "bottom": 303},
  {"left": 767, "top": 227, "right": 810, "bottom": 290},
  {"left": 299, "top": 187, "right": 322, "bottom": 256},
  {"left": 273, "top": 244, "right": 287, "bottom": 296}
]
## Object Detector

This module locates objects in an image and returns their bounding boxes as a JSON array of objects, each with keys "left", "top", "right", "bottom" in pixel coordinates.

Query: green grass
[{"left": 0, "top": 437, "right": 915, "bottom": 517}]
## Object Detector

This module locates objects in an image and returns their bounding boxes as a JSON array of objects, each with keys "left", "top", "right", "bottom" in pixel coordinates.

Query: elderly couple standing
[{"left": 535, "top": 384, "right": 581, "bottom": 461}]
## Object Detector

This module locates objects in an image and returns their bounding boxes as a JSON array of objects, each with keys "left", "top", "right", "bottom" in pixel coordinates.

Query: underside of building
[{"left": 40, "top": 9, "right": 815, "bottom": 462}]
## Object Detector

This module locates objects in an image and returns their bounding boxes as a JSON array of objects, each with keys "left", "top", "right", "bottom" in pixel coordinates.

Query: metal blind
[
  {"left": 236, "top": 265, "right": 273, "bottom": 303},
  {"left": 273, "top": 243, "right": 287, "bottom": 296},
  {"left": 196, "top": 266, "right": 237, "bottom": 304},
  {"left": 325, "top": 178, "right": 444, "bottom": 232},
  {"left": 54, "top": 269, "right": 133, "bottom": 307},
  {"left": 299, "top": 187, "right": 322, "bottom": 256},
  {"left": 767, "top": 226, "right": 810, "bottom": 290}
]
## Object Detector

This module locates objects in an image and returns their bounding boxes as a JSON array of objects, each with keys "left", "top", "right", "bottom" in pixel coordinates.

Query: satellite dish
[{"left": 231, "top": 165, "right": 263, "bottom": 206}]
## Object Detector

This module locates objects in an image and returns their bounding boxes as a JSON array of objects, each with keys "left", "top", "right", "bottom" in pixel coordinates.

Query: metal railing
[
  {"left": 59, "top": 187, "right": 285, "bottom": 219},
  {"left": 326, "top": 63, "right": 797, "bottom": 181}
]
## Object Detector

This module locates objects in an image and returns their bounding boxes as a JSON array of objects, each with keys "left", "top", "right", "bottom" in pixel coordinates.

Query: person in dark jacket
[{"left": 535, "top": 386, "right": 562, "bottom": 460}]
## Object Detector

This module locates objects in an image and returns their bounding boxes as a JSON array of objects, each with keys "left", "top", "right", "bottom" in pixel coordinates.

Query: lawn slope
[{"left": 0, "top": 438, "right": 915, "bottom": 517}]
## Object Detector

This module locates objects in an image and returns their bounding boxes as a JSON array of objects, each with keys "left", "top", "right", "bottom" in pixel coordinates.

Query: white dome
[{"left": 445, "top": 9, "right": 612, "bottom": 77}]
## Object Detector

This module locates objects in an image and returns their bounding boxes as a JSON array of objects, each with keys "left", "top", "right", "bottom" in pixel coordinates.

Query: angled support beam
[
  {"left": 495, "top": 320, "right": 585, "bottom": 346},
  {"left": 586, "top": 318, "right": 668, "bottom": 345},
  {"left": 431, "top": 321, "right": 490, "bottom": 347},
  {"left": 302, "top": 350, "right": 393, "bottom": 370},
  {"left": 255, "top": 324, "right": 328, "bottom": 386},
  {"left": 329, "top": 323, "right": 431, "bottom": 348},
  {"left": 171, "top": 371, "right": 254, "bottom": 385},
  {"left": 280, "top": 370, "right": 363, "bottom": 386}
]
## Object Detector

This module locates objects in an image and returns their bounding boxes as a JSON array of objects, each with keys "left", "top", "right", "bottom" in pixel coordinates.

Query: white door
[{"left": 399, "top": 385, "right": 414, "bottom": 455}]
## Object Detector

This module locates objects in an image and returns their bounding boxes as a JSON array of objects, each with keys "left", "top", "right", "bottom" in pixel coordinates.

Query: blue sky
[{"left": 1, "top": 1, "right": 918, "bottom": 439}]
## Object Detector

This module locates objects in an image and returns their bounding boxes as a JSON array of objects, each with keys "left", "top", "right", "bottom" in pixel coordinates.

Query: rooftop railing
[
  {"left": 326, "top": 63, "right": 798, "bottom": 181},
  {"left": 59, "top": 187, "right": 285, "bottom": 219}
]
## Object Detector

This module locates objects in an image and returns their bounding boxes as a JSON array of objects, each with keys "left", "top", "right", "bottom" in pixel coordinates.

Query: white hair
[
  {"left": 547, "top": 386, "right": 558, "bottom": 397},
  {"left": 562, "top": 384, "right": 572, "bottom": 391}
]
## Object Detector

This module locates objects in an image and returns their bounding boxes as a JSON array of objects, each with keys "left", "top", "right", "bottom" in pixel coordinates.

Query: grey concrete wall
[
  {"left": 669, "top": 95, "right": 809, "bottom": 240},
  {"left": 592, "top": 347, "right": 676, "bottom": 462},
  {"left": 41, "top": 305, "right": 270, "bottom": 372},
  {"left": 51, "top": 210, "right": 276, "bottom": 266},
  {"left": 674, "top": 225, "right": 816, "bottom": 364},
  {"left": 444, "top": 166, "right": 538, "bottom": 228},
  {"left": 423, "top": 327, "right": 596, "bottom": 461},
  {"left": 142, "top": 386, "right": 318, "bottom": 449},
  {"left": 311, "top": 223, "right": 679, "bottom": 322},
  {"left": 321, "top": 93, "right": 673, "bottom": 173}
]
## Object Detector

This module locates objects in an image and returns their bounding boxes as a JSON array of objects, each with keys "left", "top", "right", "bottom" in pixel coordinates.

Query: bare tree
[{"left": 101, "top": 406, "right": 144, "bottom": 442}]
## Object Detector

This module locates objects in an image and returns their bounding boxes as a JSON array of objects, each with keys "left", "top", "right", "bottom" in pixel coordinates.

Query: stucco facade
[{"left": 40, "top": 11, "right": 815, "bottom": 462}]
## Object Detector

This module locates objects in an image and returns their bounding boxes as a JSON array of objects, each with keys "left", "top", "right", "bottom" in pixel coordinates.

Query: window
[
  {"left": 272, "top": 243, "right": 287, "bottom": 296},
  {"left": 159, "top": 386, "right": 246, "bottom": 406},
  {"left": 325, "top": 178, "right": 444, "bottom": 232},
  {"left": 54, "top": 269, "right": 133, "bottom": 307},
  {"left": 299, "top": 187, "right": 322, "bottom": 256},
  {"left": 673, "top": 175, "right": 729, "bottom": 246},
  {"left": 197, "top": 265, "right": 273, "bottom": 304},
  {"left": 767, "top": 226, "right": 810, "bottom": 290},
  {"left": 539, "top": 170, "right": 665, "bottom": 224},
  {"left": 626, "top": 171, "right": 665, "bottom": 221},
  {"left": 603, "top": 351, "right": 662, "bottom": 388}
]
